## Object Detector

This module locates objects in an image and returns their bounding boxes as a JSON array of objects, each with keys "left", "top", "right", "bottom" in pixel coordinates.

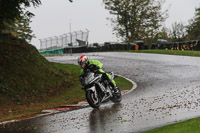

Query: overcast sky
[{"left": 29, "top": 0, "right": 200, "bottom": 49}]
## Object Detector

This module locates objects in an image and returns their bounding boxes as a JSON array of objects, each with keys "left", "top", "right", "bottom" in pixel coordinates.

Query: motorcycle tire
[
  {"left": 86, "top": 90, "right": 101, "bottom": 108},
  {"left": 111, "top": 88, "right": 122, "bottom": 103}
]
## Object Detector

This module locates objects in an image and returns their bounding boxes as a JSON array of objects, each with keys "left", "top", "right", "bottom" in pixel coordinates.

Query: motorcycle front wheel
[{"left": 86, "top": 90, "right": 101, "bottom": 108}]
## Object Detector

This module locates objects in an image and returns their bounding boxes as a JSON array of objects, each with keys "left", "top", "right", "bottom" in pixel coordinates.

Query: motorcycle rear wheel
[{"left": 86, "top": 90, "right": 101, "bottom": 108}]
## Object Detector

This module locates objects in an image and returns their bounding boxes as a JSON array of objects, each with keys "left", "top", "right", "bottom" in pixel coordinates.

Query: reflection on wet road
[
  {"left": 0, "top": 103, "right": 133, "bottom": 133},
  {"left": 1, "top": 52, "right": 200, "bottom": 133}
]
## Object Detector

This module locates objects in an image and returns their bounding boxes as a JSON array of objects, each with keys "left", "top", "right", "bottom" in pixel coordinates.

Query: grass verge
[
  {"left": 143, "top": 117, "right": 200, "bottom": 133},
  {"left": 0, "top": 63, "right": 133, "bottom": 122},
  {"left": 126, "top": 49, "right": 200, "bottom": 57}
]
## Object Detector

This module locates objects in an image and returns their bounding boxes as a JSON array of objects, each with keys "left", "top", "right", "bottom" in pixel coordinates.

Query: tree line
[
  {"left": 103, "top": 0, "right": 200, "bottom": 45},
  {"left": 0, "top": 0, "right": 200, "bottom": 45}
]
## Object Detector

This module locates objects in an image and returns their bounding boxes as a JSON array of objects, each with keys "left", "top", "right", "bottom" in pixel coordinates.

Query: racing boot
[
  {"left": 109, "top": 81, "right": 119, "bottom": 94},
  {"left": 113, "top": 87, "right": 119, "bottom": 94}
]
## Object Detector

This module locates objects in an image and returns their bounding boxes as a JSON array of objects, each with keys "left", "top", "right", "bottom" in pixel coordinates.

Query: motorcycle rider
[{"left": 78, "top": 55, "right": 119, "bottom": 94}]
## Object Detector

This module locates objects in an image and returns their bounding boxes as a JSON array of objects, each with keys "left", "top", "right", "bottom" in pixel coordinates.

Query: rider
[{"left": 78, "top": 55, "right": 119, "bottom": 94}]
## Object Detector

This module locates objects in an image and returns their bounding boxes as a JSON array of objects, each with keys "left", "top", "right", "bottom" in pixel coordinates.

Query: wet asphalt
[{"left": 1, "top": 52, "right": 200, "bottom": 133}]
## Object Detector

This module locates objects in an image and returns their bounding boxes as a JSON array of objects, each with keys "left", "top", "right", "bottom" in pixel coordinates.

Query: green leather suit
[{"left": 80, "top": 60, "right": 116, "bottom": 87}]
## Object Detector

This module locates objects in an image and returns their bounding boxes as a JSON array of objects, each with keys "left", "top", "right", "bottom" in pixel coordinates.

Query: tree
[
  {"left": 157, "top": 26, "right": 169, "bottom": 40},
  {"left": 103, "top": 0, "right": 167, "bottom": 44},
  {"left": 0, "top": 0, "right": 41, "bottom": 35},
  {"left": 2, "top": 12, "right": 35, "bottom": 42},
  {"left": 186, "top": 6, "right": 200, "bottom": 40},
  {"left": 169, "top": 22, "right": 186, "bottom": 42}
]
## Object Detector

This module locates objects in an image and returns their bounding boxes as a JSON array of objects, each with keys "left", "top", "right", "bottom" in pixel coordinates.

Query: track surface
[{"left": 1, "top": 52, "right": 200, "bottom": 133}]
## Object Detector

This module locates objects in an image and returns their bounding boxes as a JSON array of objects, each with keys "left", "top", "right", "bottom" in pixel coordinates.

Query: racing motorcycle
[{"left": 80, "top": 70, "right": 122, "bottom": 108}]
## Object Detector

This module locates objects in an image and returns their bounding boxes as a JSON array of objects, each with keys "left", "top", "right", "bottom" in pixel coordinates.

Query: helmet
[{"left": 78, "top": 55, "right": 89, "bottom": 68}]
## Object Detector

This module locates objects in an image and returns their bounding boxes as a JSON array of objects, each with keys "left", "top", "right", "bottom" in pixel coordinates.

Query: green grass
[
  {"left": 48, "top": 63, "right": 84, "bottom": 105},
  {"left": 143, "top": 117, "right": 200, "bottom": 133},
  {"left": 0, "top": 41, "right": 71, "bottom": 105},
  {"left": 0, "top": 40, "right": 76, "bottom": 122},
  {"left": 127, "top": 49, "right": 200, "bottom": 57},
  {"left": 115, "top": 75, "right": 133, "bottom": 90}
]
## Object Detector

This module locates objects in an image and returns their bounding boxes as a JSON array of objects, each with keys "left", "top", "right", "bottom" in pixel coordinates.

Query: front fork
[{"left": 85, "top": 86, "right": 98, "bottom": 98}]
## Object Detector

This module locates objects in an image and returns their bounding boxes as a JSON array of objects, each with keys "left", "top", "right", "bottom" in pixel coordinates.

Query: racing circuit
[{"left": 1, "top": 52, "right": 200, "bottom": 133}]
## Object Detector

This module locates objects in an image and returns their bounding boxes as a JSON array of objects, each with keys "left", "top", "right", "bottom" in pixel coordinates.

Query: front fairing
[{"left": 80, "top": 72, "right": 102, "bottom": 87}]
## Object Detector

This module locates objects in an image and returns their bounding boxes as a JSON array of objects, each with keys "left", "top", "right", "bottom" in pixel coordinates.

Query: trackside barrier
[
  {"left": 39, "top": 43, "right": 138, "bottom": 54},
  {"left": 151, "top": 40, "right": 200, "bottom": 50},
  {"left": 39, "top": 48, "right": 64, "bottom": 54}
]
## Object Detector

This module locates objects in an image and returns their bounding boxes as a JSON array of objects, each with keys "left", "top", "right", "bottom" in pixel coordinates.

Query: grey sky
[{"left": 29, "top": 0, "right": 200, "bottom": 49}]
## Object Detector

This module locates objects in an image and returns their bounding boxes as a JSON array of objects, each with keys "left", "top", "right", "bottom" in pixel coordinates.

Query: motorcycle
[{"left": 80, "top": 70, "right": 122, "bottom": 108}]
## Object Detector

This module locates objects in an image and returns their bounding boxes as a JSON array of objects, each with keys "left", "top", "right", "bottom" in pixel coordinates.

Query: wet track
[{"left": 1, "top": 52, "right": 200, "bottom": 133}]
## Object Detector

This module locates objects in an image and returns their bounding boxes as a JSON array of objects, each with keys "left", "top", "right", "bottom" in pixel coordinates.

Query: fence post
[
  {"left": 85, "top": 29, "right": 89, "bottom": 46},
  {"left": 50, "top": 37, "right": 53, "bottom": 49},
  {"left": 55, "top": 36, "right": 58, "bottom": 47},
  {"left": 39, "top": 39, "right": 42, "bottom": 50},
  {"left": 45, "top": 39, "right": 47, "bottom": 50},
  {"left": 64, "top": 34, "right": 68, "bottom": 47},
  {"left": 75, "top": 31, "right": 78, "bottom": 46},
  {"left": 61, "top": 35, "right": 64, "bottom": 48},
  {"left": 80, "top": 30, "right": 83, "bottom": 40}
]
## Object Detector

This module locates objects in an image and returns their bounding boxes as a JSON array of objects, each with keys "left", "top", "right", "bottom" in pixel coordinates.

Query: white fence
[{"left": 39, "top": 30, "right": 89, "bottom": 51}]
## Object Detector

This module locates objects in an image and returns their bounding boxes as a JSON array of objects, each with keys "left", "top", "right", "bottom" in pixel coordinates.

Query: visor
[{"left": 80, "top": 62, "right": 86, "bottom": 68}]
